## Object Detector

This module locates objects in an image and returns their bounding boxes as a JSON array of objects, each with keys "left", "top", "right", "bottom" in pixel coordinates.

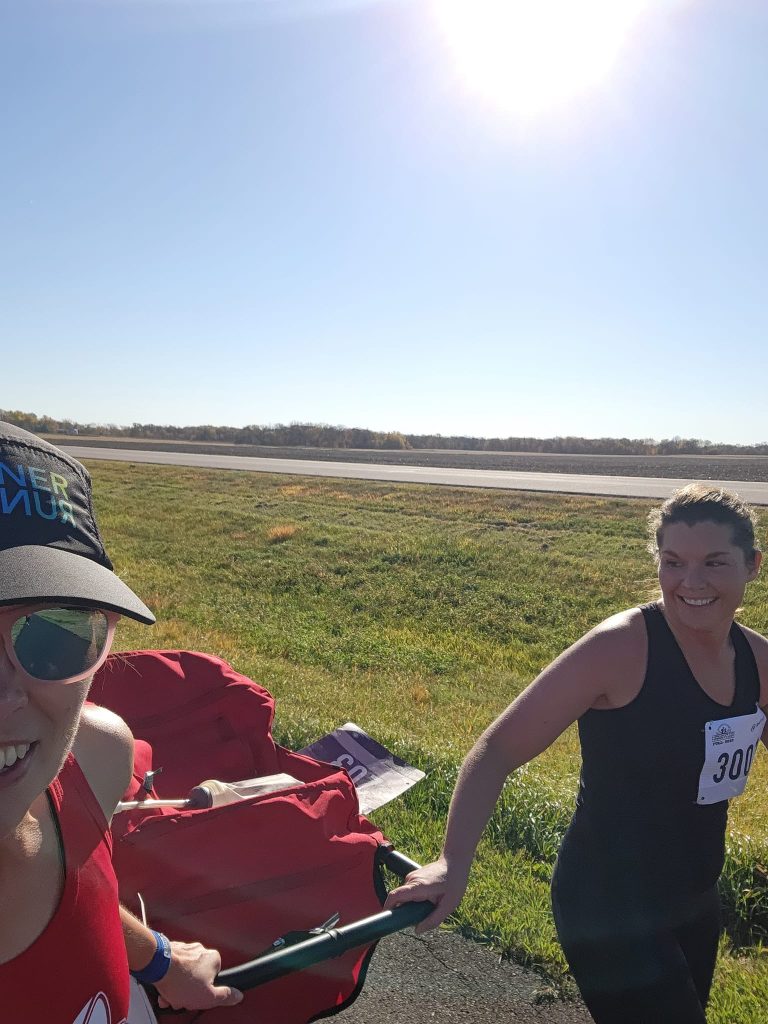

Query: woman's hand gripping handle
[{"left": 384, "top": 857, "right": 469, "bottom": 934}]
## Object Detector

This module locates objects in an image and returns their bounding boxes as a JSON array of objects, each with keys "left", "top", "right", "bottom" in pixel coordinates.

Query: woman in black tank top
[{"left": 387, "top": 485, "right": 768, "bottom": 1024}]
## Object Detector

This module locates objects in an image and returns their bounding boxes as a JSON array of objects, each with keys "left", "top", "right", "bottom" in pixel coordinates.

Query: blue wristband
[{"left": 130, "top": 930, "right": 172, "bottom": 985}]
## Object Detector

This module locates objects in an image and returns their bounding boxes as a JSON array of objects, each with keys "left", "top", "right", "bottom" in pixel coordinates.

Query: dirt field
[{"left": 48, "top": 436, "right": 768, "bottom": 483}]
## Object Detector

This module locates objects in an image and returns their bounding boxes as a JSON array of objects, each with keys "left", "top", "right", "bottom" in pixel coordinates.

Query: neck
[
  {"left": 659, "top": 601, "right": 734, "bottom": 658},
  {"left": 0, "top": 797, "right": 48, "bottom": 869}
]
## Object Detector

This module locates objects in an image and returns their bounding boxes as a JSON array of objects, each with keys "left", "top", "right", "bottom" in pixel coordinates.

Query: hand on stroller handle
[
  {"left": 135, "top": 849, "right": 433, "bottom": 999},
  {"left": 213, "top": 849, "right": 432, "bottom": 991},
  {"left": 216, "top": 899, "right": 434, "bottom": 991}
]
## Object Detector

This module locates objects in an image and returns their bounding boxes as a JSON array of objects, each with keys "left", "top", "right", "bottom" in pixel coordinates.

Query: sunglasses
[{"left": 0, "top": 604, "right": 119, "bottom": 684}]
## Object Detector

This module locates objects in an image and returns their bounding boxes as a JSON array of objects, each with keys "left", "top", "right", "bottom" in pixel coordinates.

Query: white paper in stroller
[
  {"left": 299, "top": 723, "right": 425, "bottom": 814},
  {"left": 116, "top": 727, "right": 423, "bottom": 817}
]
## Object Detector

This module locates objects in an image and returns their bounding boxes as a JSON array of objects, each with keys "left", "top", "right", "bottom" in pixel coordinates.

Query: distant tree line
[{"left": 3, "top": 409, "right": 767, "bottom": 456}]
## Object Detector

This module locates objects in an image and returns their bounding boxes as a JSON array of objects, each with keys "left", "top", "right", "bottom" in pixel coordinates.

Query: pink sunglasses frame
[{"left": 0, "top": 603, "right": 120, "bottom": 684}]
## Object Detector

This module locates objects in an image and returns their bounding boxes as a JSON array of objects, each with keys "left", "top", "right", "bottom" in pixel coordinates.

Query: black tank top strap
[
  {"left": 639, "top": 600, "right": 671, "bottom": 648},
  {"left": 638, "top": 601, "right": 687, "bottom": 700},
  {"left": 730, "top": 621, "right": 761, "bottom": 711}
]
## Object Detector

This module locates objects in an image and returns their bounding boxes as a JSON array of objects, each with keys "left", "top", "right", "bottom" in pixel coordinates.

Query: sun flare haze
[{"left": 432, "top": 0, "right": 653, "bottom": 118}]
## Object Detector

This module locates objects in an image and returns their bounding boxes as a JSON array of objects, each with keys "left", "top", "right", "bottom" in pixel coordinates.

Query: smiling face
[
  {"left": 657, "top": 520, "right": 762, "bottom": 636},
  {"left": 0, "top": 623, "right": 90, "bottom": 840}
]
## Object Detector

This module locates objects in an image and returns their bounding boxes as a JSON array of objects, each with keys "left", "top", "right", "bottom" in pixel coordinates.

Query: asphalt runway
[{"left": 59, "top": 445, "right": 768, "bottom": 505}]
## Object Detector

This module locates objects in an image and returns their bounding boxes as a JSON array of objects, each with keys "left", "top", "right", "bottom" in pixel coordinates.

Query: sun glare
[{"left": 432, "top": 0, "right": 651, "bottom": 118}]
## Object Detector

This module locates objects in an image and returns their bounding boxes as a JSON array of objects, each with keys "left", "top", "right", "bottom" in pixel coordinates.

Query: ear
[{"left": 748, "top": 550, "right": 762, "bottom": 581}]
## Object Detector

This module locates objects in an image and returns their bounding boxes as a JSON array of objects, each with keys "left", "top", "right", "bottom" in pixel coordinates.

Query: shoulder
[
  {"left": 584, "top": 606, "right": 647, "bottom": 646},
  {"left": 555, "top": 606, "right": 648, "bottom": 708},
  {"left": 737, "top": 623, "right": 768, "bottom": 706},
  {"left": 530, "top": 606, "right": 647, "bottom": 705},
  {"left": 480, "top": 608, "right": 648, "bottom": 766},
  {"left": 72, "top": 704, "right": 134, "bottom": 822},
  {"left": 566, "top": 606, "right": 647, "bottom": 668}
]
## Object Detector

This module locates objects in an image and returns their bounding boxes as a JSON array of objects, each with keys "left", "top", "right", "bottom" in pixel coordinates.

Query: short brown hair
[{"left": 647, "top": 483, "right": 760, "bottom": 566}]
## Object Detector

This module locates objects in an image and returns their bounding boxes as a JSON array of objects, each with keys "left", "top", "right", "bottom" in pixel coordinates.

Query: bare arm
[
  {"left": 740, "top": 625, "right": 768, "bottom": 750},
  {"left": 74, "top": 707, "right": 242, "bottom": 1009},
  {"left": 385, "top": 610, "right": 645, "bottom": 930},
  {"left": 72, "top": 703, "right": 135, "bottom": 823},
  {"left": 120, "top": 906, "right": 242, "bottom": 1011}
]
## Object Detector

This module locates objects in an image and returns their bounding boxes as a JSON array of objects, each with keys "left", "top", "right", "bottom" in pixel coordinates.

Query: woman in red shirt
[{"left": 0, "top": 421, "right": 243, "bottom": 1021}]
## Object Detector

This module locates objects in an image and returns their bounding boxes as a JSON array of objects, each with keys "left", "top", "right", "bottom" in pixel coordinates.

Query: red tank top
[{"left": 0, "top": 754, "right": 130, "bottom": 1023}]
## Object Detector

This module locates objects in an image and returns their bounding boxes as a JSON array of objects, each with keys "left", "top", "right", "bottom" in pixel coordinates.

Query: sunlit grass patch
[
  {"left": 267, "top": 524, "right": 299, "bottom": 544},
  {"left": 709, "top": 936, "right": 768, "bottom": 1023}
]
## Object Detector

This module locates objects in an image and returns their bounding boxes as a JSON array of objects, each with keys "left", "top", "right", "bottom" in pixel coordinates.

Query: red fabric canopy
[{"left": 92, "top": 650, "right": 388, "bottom": 1024}]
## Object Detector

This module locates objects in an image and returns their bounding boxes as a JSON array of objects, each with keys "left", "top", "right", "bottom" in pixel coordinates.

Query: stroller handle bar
[{"left": 216, "top": 848, "right": 432, "bottom": 991}]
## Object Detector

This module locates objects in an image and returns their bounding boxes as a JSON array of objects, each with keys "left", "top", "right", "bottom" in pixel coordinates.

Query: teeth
[
  {"left": 681, "top": 597, "right": 716, "bottom": 606},
  {"left": 0, "top": 743, "right": 30, "bottom": 771}
]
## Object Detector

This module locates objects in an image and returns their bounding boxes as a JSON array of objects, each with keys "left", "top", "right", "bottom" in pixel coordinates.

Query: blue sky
[{"left": 2, "top": 0, "right": 766, "bottom": 443}]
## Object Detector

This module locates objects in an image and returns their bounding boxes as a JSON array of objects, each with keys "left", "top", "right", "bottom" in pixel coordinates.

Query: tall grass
[{"left": 91, "top": 462, "right": 768, "bottom": 1020}]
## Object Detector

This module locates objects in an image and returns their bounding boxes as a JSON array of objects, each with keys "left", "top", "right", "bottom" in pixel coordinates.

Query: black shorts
[{"left": 552, "top": 883, "right": 721, "bottom": 1024}]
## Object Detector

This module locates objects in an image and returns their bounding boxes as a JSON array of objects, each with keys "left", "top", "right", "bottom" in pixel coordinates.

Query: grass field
[{"left": 91, "top": 461, "right": 768, "bottom": 1021}]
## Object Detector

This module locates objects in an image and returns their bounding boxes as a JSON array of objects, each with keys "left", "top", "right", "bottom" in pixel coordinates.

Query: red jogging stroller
[{"left": 90, "top": 650, "right": 429, "bottom": 1024}]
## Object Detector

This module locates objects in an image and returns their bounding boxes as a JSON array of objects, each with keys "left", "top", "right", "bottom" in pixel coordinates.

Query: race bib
[{"left": 697, "top": 706, "right": 766, "bottom": 805}]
